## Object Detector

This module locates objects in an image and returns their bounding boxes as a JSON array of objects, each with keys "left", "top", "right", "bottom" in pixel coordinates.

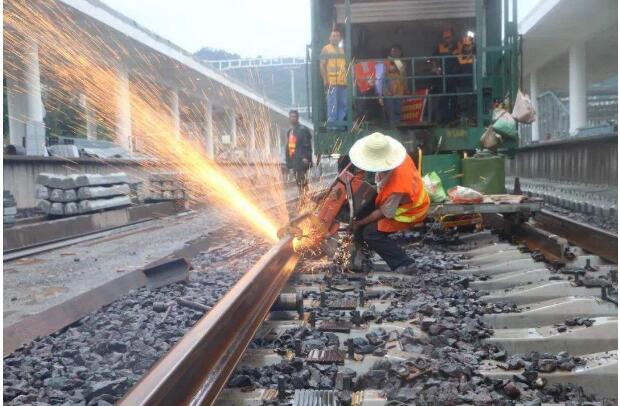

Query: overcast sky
[{"left": 100, "top": 0, "right": 539, "bottom": 59}]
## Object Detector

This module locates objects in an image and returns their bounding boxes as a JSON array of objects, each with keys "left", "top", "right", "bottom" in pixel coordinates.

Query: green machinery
[{"left": 309, "top": 0, "right": 520, "bottom": 194}]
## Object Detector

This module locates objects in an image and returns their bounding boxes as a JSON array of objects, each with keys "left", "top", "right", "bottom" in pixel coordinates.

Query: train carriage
[{"left": 310, "top": 0, "right": 520, "bottom": 192}]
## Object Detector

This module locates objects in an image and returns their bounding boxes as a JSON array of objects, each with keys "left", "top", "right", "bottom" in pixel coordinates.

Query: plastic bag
[
  {"left": 448, "top": 186, "right": 484, "bottom": 204},
  {"left": 511, "top": 89, "right": 536, "bottom": 124},
  {"left": 491, "top": 109, "right": 518, "bottom": 139},
  {"left": 480, "top": 126, "right": 502, "bottom": 149},
  {"left": 423, "top": 171, "right": 447, "bottom": 203}
]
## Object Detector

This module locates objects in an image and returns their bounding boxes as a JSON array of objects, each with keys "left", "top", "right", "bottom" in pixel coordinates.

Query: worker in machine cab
[
  {"left": 382, "top": 60, "right": 407, "bottom": 128},
  {"left": 320, "top": 30, "right": 347, "bottom": 130},
  {"left": 456, "top": 34, "right": 475, "bottom": 70},
  {"left": 380, "top": 45, "right": 408, "bottom": 128},
  {"left": 285, "top": 110, "right": 313, "bottom": 195},
  {"left": 433, "top": 29, "right": 459, "bottom": 125},
  {"left": 349, "top": 132, "right": 430, "bottom": 273},
  {"left": 455, "top": 33, "right": 476, "bottom": 124},
  {"left": 353, "top": 59, "right": 382, "bottom": 125}
]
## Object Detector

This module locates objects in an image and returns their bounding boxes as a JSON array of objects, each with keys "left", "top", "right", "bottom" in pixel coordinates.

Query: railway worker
[
  {"left": 354, "top": 59, "right": 383, "bottom": 124},
  {"left": 433, "top": 29, "right": 459, "bottom": 125},
  {"left": 285, "top": 110, "right": 313, "bottom": 195},
  {"left": 381, "top": 45, "right": 408, "bottom": 128},
  {"left": 320, "top": 30, "right": 347, "bottom": 130},
  {"left": 455, "top": 34, "right": 476, "bottom": 124},
  {"left": 349, "top": 132, "right": 430, "bottom": 273}
]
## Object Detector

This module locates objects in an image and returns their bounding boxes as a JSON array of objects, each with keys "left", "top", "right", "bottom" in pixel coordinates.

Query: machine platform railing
[{"left": 316, "top": 54, "right": 477, "bottom": 130}]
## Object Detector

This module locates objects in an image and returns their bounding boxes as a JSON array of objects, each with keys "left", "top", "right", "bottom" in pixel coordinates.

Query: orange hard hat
[{"left": 442, "top": 30, "right": 453, "bottom": 39}]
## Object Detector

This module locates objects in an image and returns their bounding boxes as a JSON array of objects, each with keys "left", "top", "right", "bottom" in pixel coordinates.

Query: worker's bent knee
[{"left": 361, "top": 222, "right": 380, "bottom": 241}]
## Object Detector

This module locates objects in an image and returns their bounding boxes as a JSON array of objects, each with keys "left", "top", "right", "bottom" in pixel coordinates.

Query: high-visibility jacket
[
  {"left": 456, "top": 39, "right": 474, "bottom": 65},
  {"left": 354, "top": 60, "right": 378, "bottom": 93},
  {"left": 288, "top": 132, "right": 297, "bottom": 159},
  {"left": 375, "top": 155, "right": 430, "bottom": 232},
  {"left": 321, "top": 44, "right": 346, "bottom": 86}
]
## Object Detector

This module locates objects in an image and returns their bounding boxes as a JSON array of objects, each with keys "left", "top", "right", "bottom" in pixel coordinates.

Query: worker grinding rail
[{"left": 349, "top": 132, "right": 430, "bottom": 272}]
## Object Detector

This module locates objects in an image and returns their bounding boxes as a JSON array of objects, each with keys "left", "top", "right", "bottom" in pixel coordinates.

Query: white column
[
  {"left": 276, "top": 124, "right": 282, "bottom": 161},
  {"left": 171, "top": 89, "right": 180, "bottom": 139},
  {"left": 204, "top": 101, "right": 214, "bottom": 159},
  {"left": 25, "top": 41, "right": 44, "bottom": 124},
  {"left": 24, "top": 40, "right": 46, "bottom": 155},
  {"left": 264, "top": 125, "right": 271, "bottom": 158},
  {"left": 569, "top": 42, "right": 587, "bottom": 135},
  {"left": 6, "top": 74, "right": 27, "bottom": 147},
  {"left": 115, "top": 66, "right": 132, "bottom": 152},
  {"left": 529, "top": 70, "right": 540, "bottom": 142},
  {"left": 229, "top": 111, "right": 237, "bottom": 147},
  {"left": 248, "top": 119, "right": 256, "bottom": 161},
  {"left": 79, "top": 94, "right": 97, "bottom": 140}
]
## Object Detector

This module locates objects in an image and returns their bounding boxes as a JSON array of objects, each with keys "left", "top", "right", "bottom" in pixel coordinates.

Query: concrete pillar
[
  {"left": 530, "top": 70, "right": 540, "bottom": 143},
  {"left": 276, "top": 124, "right": 282, "bottom": 160},
  {"left": 79, "top": 94, "right": 97, "bottom": 140},
  {"left": 6, "top": 74, "right": 27, "bottom": 147},
  {"left": 569, "top": 42, "right": 587, "bottom": 135},
  {"left": 171, "top": 89, "right": 180, "bottom": 139},
  {"left": 204, "top": 101, "right": 214, "bottom": 159},
  {"left": 115, "top": 66, "right": 132, "bottom": 152},
  {"left": 24, "top": 40, "right": 46, "bottom": 155},
  {"left": 264, "top": 125, "right": 271, "bottom": 158},
  {"left": 229, "top": 111, "right": 237, "bottom": 147},
  {"left": 25, "top": 41, "right": 44, "bottom": 124},
  {"left": 249, "top": 119, "right": 256, "bottom": 161}
]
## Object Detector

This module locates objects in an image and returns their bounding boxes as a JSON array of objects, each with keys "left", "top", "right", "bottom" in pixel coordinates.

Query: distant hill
[
  {"left": 194, "top": 47, "right": 240, "bottom": 61},
  {"left": 194, "top": 48, "right": 310, "bottom": 116}
]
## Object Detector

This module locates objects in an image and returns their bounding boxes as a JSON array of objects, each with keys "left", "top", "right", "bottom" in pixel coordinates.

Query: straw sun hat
[{"left": 349, "top": 132, "right": 406, "bottom": 172}]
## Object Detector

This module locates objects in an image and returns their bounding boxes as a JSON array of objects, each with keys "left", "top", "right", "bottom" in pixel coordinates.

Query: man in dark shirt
[{"left": 285, "top": 110, "right": 313, "bottom": 194}]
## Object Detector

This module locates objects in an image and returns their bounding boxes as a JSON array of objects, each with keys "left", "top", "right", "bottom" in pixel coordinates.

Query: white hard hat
[{"left": 349, "top": 132, "right": 406, "bottom": 172}]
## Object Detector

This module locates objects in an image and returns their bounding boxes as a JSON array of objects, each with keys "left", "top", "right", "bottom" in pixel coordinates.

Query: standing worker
[
  {"left": 349, "top": 132, "right": 430, "bottom": 272},
  {"left": 320, "top": 30, "right": 347, "bottom": 130},
  {"left": 455, "top": 33, "right": 476, "bottom": 124},
  {"left": 285, "top": 110, "right": 313, "bottom": 195},
  {"left": 433, "top": 29, "right": 459, "bottom": 124},
  {"left": 353, "top": 59, "right": 380, "bottom": 124}
]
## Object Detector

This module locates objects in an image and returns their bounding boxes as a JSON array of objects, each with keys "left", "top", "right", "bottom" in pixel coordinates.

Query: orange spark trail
[{"left": 4, "top": 0, "right": 286, "bottom": 242}]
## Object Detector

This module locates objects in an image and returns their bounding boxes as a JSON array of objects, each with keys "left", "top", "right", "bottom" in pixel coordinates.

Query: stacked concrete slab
[
  {"left": 4, "top": 190, "right": 17, "bottom": 227},
  {"left": 148, "top": 173, "right": 185, "bottom": 201},
  {"left": 36, "top": 172, "right": 132, "bottom": 216}
]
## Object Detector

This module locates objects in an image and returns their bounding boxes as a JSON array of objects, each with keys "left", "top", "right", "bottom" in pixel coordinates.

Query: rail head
[{"left": 119, "top": 236, "right": 298, "bottom": 406}]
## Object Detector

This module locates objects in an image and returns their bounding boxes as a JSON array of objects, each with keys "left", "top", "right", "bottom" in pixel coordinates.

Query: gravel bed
[
  {"left": 4, "top": 234, "right": 269, "bottom": 406},
  {"left": 228, "top": 230, "right": 616, "bottom": 405}
]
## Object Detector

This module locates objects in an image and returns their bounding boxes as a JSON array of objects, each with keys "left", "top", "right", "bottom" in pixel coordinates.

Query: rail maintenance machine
[{"left": 298, "top": 0, "right": 543, "bottom": 263}]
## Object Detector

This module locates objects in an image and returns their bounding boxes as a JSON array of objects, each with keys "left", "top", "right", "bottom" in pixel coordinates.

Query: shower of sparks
[{"left": 4, "top": 0, "right": 289, "bottom": 241}]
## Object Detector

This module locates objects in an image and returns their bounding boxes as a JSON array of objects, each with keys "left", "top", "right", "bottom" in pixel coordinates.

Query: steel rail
[
  {"left": 483, "top": 211, "right": 617, "bottom": 264},
  {"left": 534, "top": 209, "right": 617, "bottom": 264},
  {"left": 119, "top": 236, "right": 299, "bottom": 406}
]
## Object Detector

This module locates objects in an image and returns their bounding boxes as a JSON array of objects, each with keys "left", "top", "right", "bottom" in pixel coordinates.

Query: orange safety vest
[
  {"left": 354, "top": 60, "right": 377, "bottom": 93},
  {"left": 456, "top": 40, "right": 474, "bottom": 65},
  {"left": 375, "top": 155, "right": 430, "bottom": 232},
  {"left": 288, "top": 132, "right": 297, "bottom": 159}
]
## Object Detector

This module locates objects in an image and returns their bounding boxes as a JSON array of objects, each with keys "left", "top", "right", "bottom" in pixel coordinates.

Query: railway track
[{"left": 117, "top": 211, "right": 618, "bottom": 405}]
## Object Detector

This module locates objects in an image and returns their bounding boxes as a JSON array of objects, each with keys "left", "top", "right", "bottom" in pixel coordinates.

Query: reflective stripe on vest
[{"left": 393, "top": 189, "right": 430, "bottom": 223}]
